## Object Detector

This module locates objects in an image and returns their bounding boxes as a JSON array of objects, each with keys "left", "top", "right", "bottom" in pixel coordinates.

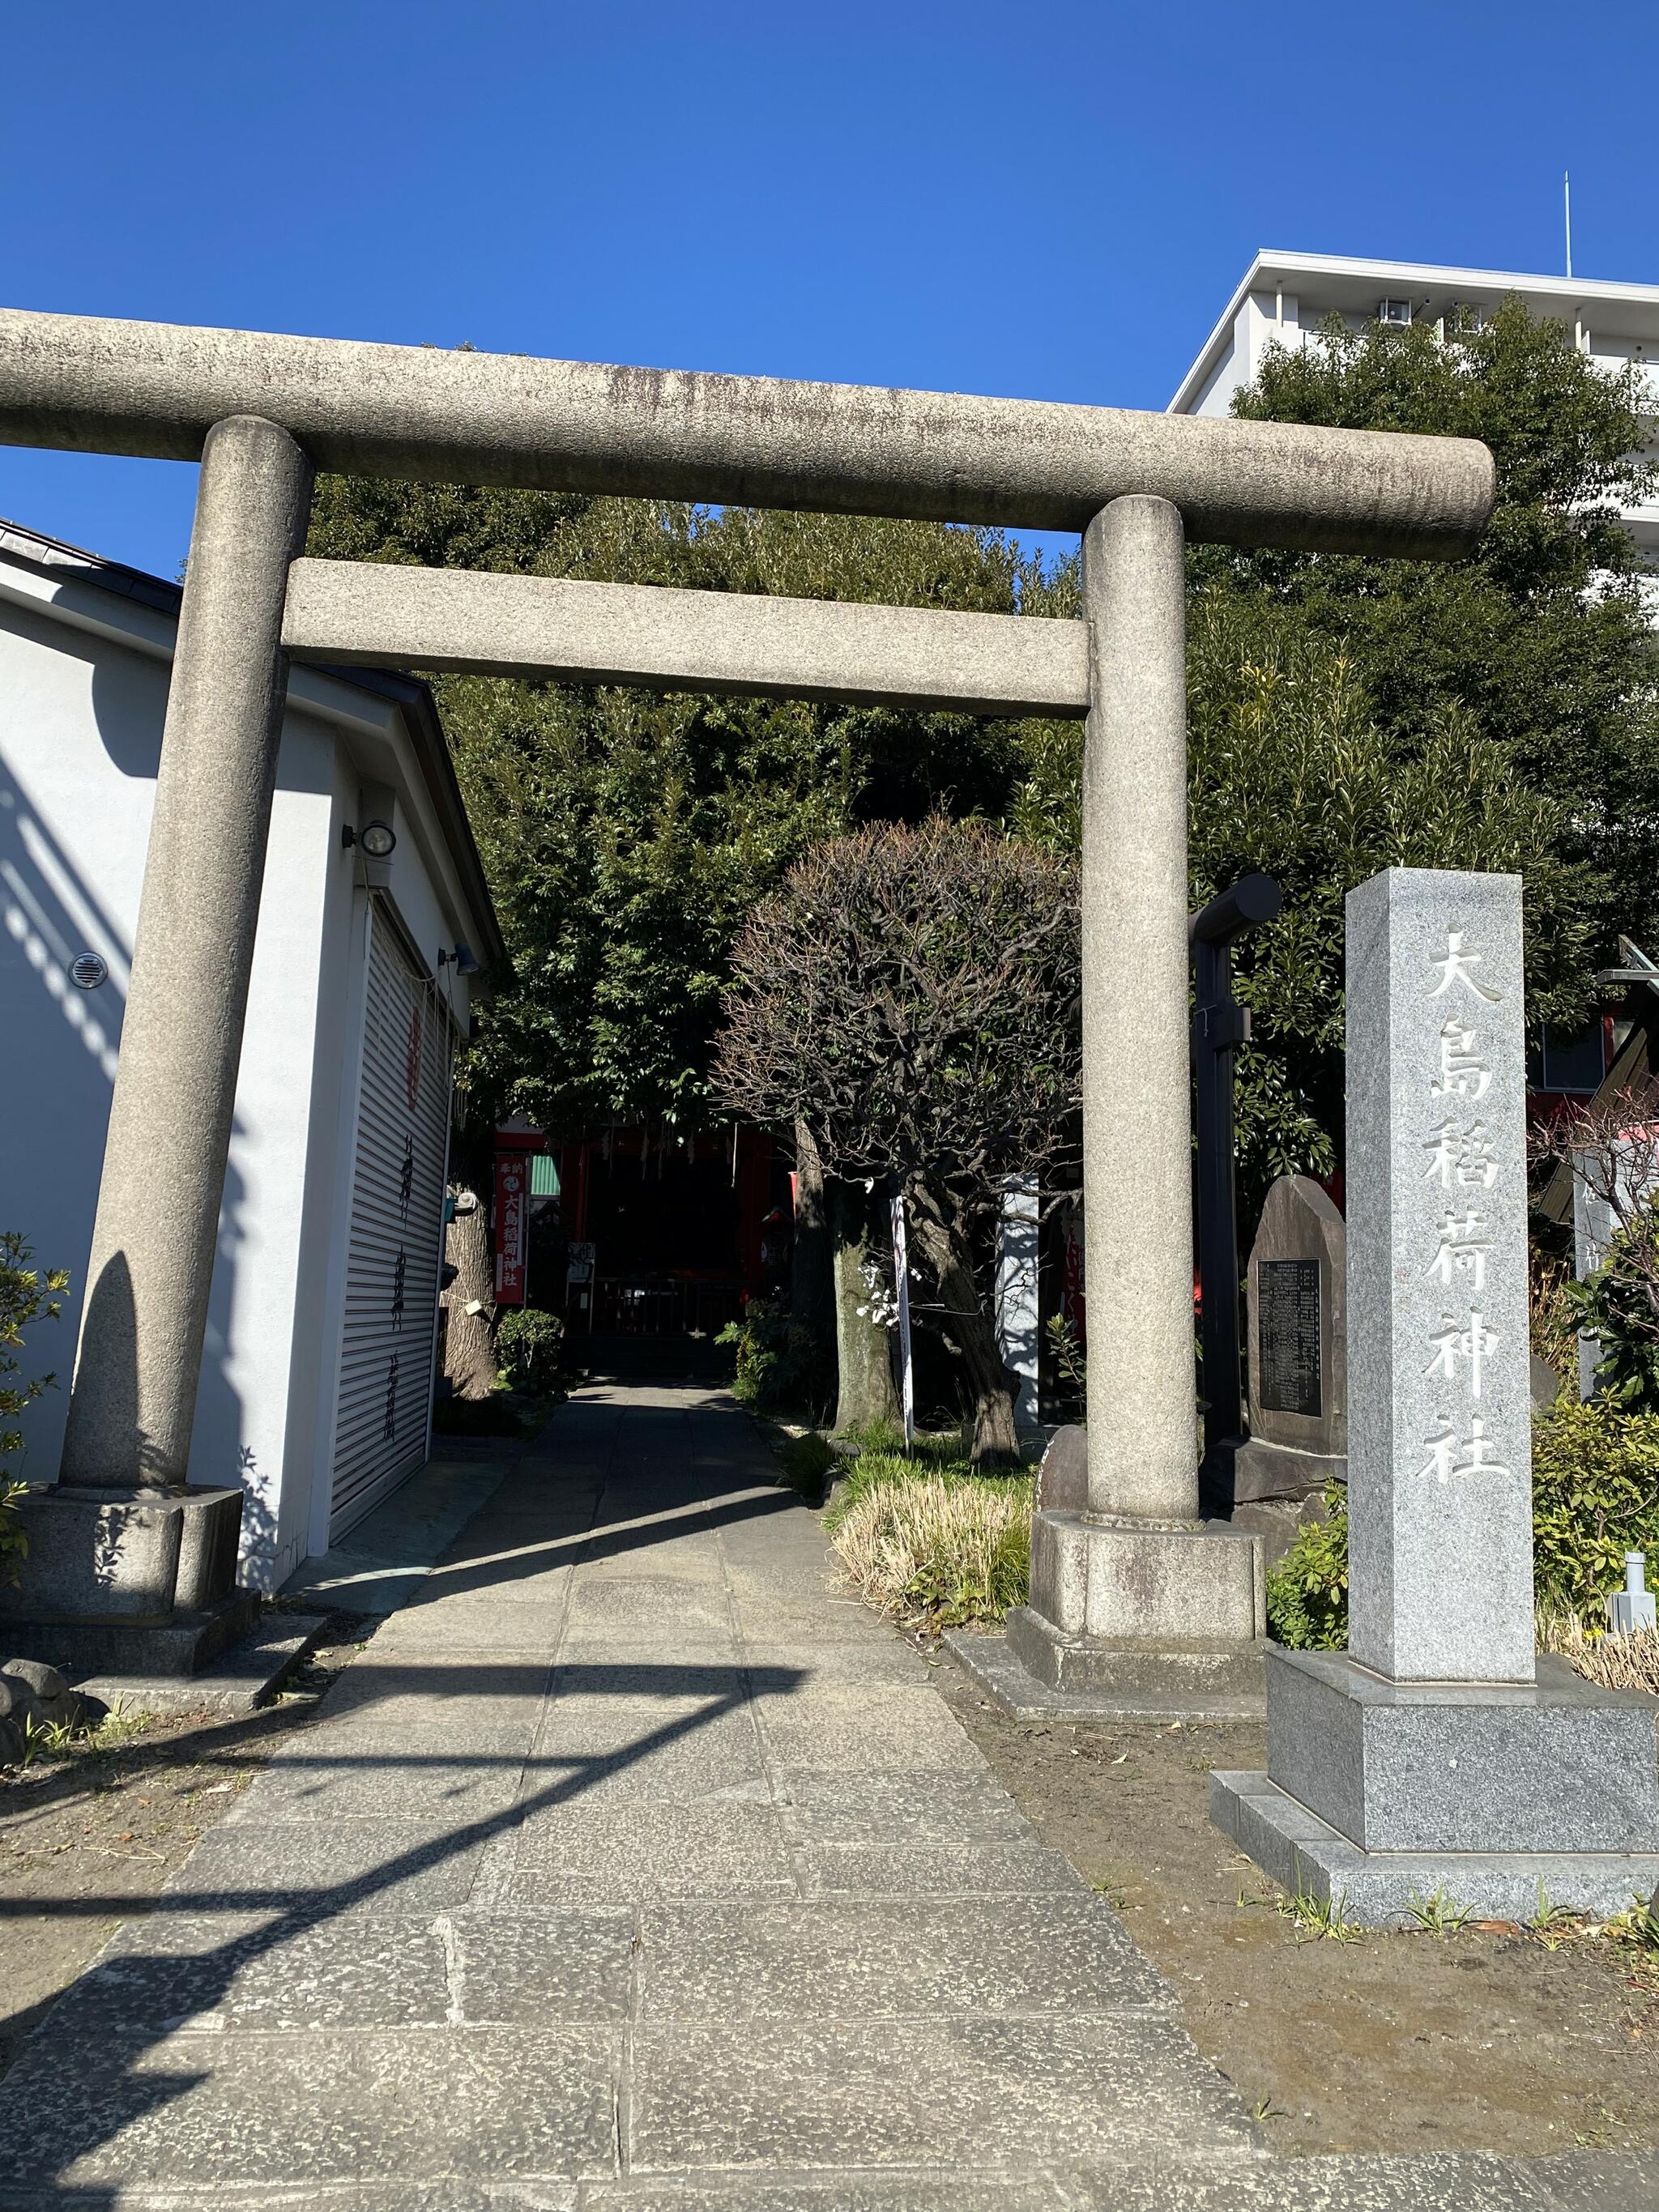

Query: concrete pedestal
[
  {"left": 957, "top": 1507, "right": 1267, "bottom": 1721},
  {"left": 1212, "top": 1647, "right": 1659, "bottom": 1923},
  {"left": 0, "top": 1483, "right": 252, "bottom": 1677}
]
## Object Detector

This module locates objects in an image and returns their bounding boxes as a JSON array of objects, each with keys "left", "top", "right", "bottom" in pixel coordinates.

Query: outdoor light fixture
[
  {"left": 437, "top": 940, "right": 481, "bottom": 977},
  {"left": 341, "top": 818, "right": 396, "bottom": 858}
]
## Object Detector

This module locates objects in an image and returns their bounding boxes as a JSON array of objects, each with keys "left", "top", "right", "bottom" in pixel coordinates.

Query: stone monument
[
  {"left": 1233, "top": 1175, "right": 1347, "bottom": 1536},
  {"left": 1213, "top": 868, "right": 1659, "bottom": 1920}
]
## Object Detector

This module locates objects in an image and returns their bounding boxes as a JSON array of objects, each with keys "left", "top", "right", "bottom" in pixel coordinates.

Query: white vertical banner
[{"left": 889, "top": 1189, "right": 915, "bottom": 1446}]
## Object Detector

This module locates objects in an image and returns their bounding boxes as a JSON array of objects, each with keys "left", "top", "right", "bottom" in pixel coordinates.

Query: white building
[
  {"left": 1170, "top": 249, "right": 1659, "bottom": 563},
  {"left": 0, "top": 520, "right": 502, "bottom": 1588}
]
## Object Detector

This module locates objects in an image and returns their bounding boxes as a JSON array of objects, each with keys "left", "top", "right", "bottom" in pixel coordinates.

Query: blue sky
[{"left": 3, "top": 0, "right": 1654, "bottom": 579}]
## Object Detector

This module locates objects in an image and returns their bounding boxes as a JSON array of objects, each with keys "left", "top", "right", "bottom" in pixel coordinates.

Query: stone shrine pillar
[
  {"left": 1213, "top": 869, "right": 1659, "bottom": 1920},
  {"left": 0, "top": 417, "right": 313, "bottom": 1675},
  {"left": 987, "top": 497, "right": 1265, "bottom": 1717}
]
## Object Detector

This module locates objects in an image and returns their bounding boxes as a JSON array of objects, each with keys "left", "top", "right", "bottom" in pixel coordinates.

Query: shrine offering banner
[{"left": 493, "top": 1153, "right": 529, "bottom": 1305}]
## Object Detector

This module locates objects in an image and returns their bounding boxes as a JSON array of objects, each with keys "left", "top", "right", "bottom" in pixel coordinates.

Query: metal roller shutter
[{"left": 328, "top": 904, "right": 454, "bottom": 1540}]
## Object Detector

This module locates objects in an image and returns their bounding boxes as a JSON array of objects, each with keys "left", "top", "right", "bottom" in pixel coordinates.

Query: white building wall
[{"left": 0, "top": 560, "right": 484, "bottom": 1587}]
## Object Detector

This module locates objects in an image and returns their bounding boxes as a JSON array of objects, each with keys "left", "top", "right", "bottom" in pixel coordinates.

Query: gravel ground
[{"left": 935, "top": 1634, "right": 1659, "bottom": 2159}]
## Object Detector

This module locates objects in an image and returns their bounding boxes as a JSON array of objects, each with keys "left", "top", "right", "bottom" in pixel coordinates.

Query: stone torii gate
[{"left": 0, "top": 309, "right": 1495, "bottom": 1684}]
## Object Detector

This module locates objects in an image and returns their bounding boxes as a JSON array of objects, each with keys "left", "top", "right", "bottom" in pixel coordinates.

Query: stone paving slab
[
  {"left": 748, "top": 1681, "right": 986, "bottom": 1771},
  {"left": 166, "top": 1819, "right": 495, "bottom": 1915},
  {"left": 228, "top": 1746, "right": 528, "bottom": 1825},
  {"left": 734, "top": 1637, "right": 932, "bottom": 1685},
  {"left": 637, "top": 1895, "right": 1171, "bottom": 2019},
  {"left": 791, "top": 1840, "right": 1081, "bottom": 1895},
  {"left": 729, "top": 1594, "right": 891, "bottom": 1641},
  {"left": 522, "top": 1702, "right": 768, "bottom": 1803},
  {"left": 6, "top": 1382, "right": 1601, "bottom": 2204},
  {"left": 501, "top": 1802, "right": 798, "bottom": 1903},
  {"left": 565, "top": 1579, "right": 737, "bottom": 1640},
  {"left": 0, "top": 2190, "right": 582, "bottom": 2210},
  {"left": 0, "top": 2027, "right": 621, "bottom": 2188},
  {"left": 774, "top": 1768, "right": 1041, "bottom": 1843},
  {"left": 580, "top": 2174, "right": 1076, "bottom": 2210},
  {"left": 373, "top": 1601, "right": 568, "bottom": 1651},
  {"left": 629, "top": 2014, "right": 1256, "bottom": 2172},
  {"left": 45, "top": 1905, "right": 636, "bottom": 2035}
]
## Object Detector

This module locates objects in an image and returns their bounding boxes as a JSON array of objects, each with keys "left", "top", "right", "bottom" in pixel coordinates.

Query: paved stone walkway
[{"left": 0, "top": 1384, "right": 1648, "bottom": 2206}]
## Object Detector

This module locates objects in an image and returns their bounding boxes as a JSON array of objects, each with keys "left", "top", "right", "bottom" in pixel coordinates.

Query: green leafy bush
[
  {"left": 1559, "top": 1198, "right": 1659, "bottom": 1414},
  {"left": 717, "top": 1293, "right": 832, "bottom": 1418},
  {"left": 2, "top": 1232, "right": 70, "bottom": 1583},
  {"left": 1531, "top": 1396, "right": 1659, "bottom": 1613},
  {"left": 495, "top": 1306, "right": 565, "bottom": 1397},
  {"left": 1264, "top": 1485, "right": 1350, "bottom": 1651},
  {"left": 775, "top": 1430, "right": 842, "bottom": 1501},
  {"left": 1267, "top": 1400, "right": 1659, "bottom": 1649}
]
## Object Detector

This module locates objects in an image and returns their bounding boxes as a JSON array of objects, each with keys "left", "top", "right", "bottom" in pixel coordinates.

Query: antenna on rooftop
[{"left": 1563, "top": 170, "right": 1573, "bottom": 279}]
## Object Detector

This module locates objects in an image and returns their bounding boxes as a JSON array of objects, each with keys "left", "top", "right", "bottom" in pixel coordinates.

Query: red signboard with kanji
[{"left": 493, "top": 1153, "right": 528, "bottom": 1305}]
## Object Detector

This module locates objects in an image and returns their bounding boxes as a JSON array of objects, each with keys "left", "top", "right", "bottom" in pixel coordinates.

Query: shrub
[
  {"left": 1264, "top": 1485, "right": 1350, "bottom": 1651},
  {"left": 2, "top": 1232, "right": 70, "bottom": 1583},
  {"left": 1265, "top": 1400, "right": 1659, "bottom": 1650},
  {"left": 1560, "top": 1196, "right": 1659, "bottom": 1413},
  {"left": 495, "top": 1306, "right": 565, "bottom": 1397},
  {"left": 1531, "top": 1396, "right": 1659, "bottom": 1613},
  {"left": 828, "top": 1456, "right": 1033, "bottom": 1630},
  {"left": 776, "top": 1430, "right": 842, "bottom": 1500},
  {"left": 717, "top": 1293, "right": 832, "bottom": 1418}
]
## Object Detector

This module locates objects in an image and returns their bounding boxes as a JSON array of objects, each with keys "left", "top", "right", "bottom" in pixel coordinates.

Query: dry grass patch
[
  {"left": 827, "top": 1456, "right": 1032, "bottom": 1632},
  {"left": 1538, "top": 1605, "right": 1659, "bottom": 1695}
]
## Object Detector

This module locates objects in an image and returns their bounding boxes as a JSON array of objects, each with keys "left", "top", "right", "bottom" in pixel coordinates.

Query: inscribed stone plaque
[
  {"left": 1237, "top": 1176, "right": 1346, "bottom": 1503},
  {"left": 1345, "top": 868, "right": 1534, "bottom": 1686},
  {"left": 1258, "top": 1259, "right": 1322, "bottom": 1418}
]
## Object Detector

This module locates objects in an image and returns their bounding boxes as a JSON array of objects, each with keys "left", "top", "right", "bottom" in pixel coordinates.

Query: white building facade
[
  {"left": 1170, "top": 249, "right": 1659, "bottom": 565},
  {"left": 0, "top": 521, "right": 502, "bottom": 1588}
]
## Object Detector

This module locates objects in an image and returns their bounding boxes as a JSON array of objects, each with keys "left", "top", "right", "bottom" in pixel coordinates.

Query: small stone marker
[
  {"left": 1210, "top": 869, "right": 1659, "bottom": 1923},
  {"left": 1235, "top": 1177, "right": 1346, "bottom": 1506}
]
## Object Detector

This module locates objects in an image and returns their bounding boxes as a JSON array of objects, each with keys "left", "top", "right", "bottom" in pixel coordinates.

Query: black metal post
[{"left": 1191, "top": 873, "right": 1282, "bottom": 1515}]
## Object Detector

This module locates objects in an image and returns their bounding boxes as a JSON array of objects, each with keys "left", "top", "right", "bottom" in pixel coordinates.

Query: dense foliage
[
  {"left": 1532, "top": 1398, "right": 1659, "bottom": 1613},
  {"left": 714, "top": 818, "right": 1081, "bottom": 1458},
  {"left": 1560, "top": 1201, "right": 1659, "bottom": 1415},
  {"left": 1266, "top": 1400, "right": 1659, "bottom": 1647},
  {"left": 307, "top": 479, "right": 1068, "bottom": 1132},
  {"left": 1018, "top": 300, "right": 1655, "bottom": 1200},
  {"left": 1, "top": 1231, "right": 69, "bottom": 1581},
  {"left": 1263, "top": 1484, "right": 1351, "bottom": 1651},
  {"left": 717, "top": 1291, "right": 834, "bottom": 1421},
  {"left": 493, "top": 1306, "right": 566, "bottom": 1398}
]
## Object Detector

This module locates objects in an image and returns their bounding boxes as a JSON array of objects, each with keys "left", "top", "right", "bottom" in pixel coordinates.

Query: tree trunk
[
  {"left": 909, "top": 1200, "right": 1020, "bottom": 1467},
  {"left": 830, "top": 1178, "right": 900, "bottom": 1436},
  {"left": 443, "top": 1187, "right": 497, "bottom": 1400},
  {"left": 791, "top": 1120, "right": 834, "bottom": 1345}
]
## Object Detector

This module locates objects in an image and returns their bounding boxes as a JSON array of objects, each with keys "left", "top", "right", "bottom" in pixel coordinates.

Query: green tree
[
  {"left": 714, "top": 819, "right": 1081, "bottom": 1463},
  {"left": 305, "top": 478, "right": 1076, "bottom": 1412},
  {"left": 306, "top": 480, "right": 1066, "bottom": 1130},
  {"left": 1013, "top": 297, "right": 1653, "bottom": 1204}
]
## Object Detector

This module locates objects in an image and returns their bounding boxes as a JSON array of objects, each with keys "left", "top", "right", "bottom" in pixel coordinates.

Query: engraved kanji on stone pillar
[{"left": 1345, "top": 869, "right": 1534, "bottom": 1684}]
